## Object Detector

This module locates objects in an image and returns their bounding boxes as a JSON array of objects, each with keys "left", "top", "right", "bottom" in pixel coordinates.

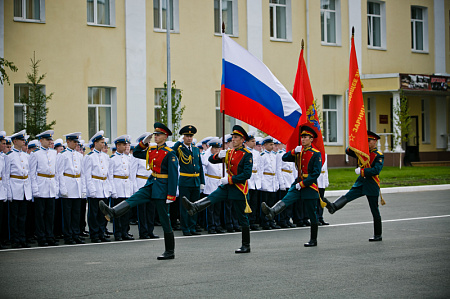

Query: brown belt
[
  {"left": 321, "top": 171, "right": 325, "bottom": 173},
  {"left": 205, "top": 174, "right": 221, "bottom": 179},
  {"left": 92, "top": 175, "right": 107, "bottom": 180},
  {"left": 64, "top": 173, "right": 81, "bottom": 178},
  {"left": 281, "top": 169, "right": 293, "bottom": 173},
  {"left": 152, "top": 173, "right": 168, "bottom": 179},
  {"left": 180, "top": 172, "right": 199, "bottom": 177},
  {"left": 38, "top": 173, "right": 55, "bottom": 178},
  {"left": 302, "top": 174, "right": 308, "bottom": 178},
  {"left": 136, "top": 175, "right": 149, "bottom": 180},
  {"left": 10, "top": 175, "right": 28, "bottom": 180},
  {"left": 113, "top": 175, "right": 129, "bottom": 179},
  {"left": 252, "top": 170, "right": 257, "bottom": 173},
  {"left": 263, "top": 172, "right": 275, "bottom": 176},
  {"left": 0, "top": 177, "right": 2, "bottom": 181}
]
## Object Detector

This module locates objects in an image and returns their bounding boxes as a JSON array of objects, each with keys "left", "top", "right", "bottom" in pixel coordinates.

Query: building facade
[{"left": 1, "top": 0, "right": 449, "bottom": 166}]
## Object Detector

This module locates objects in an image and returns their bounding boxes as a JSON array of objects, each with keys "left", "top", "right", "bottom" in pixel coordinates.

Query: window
[
  {"left": 421, "top": 99, "right": 430, "bottom": 143},
  {"left": 411, "top": 6, "right": 428, "bottom": 52},
  {"left": 365, "top": 97, "right": 376, "bottom": 131},
  {"left": 214, "top": 0, "right": 238, "bottom": 36},
  {"left": 87, "top": 0, "right": 115, "bottom": 26},
  {"left": 367, "top": 1, "right": 386, "bottom": 49},
  {"left": 269, "top": 0, "right": 292, "bottom": 41},
  {"left": 153, "top": 0, "right": 179, "bottom": 32},
  {"left": 321, "top": 0, "right": 341, "bottom": 45},
  {"left": 88, "top": 87, "right": 113, "bottom": 140},
  {"left": 154, "top": 87, "right": 181, "bottom": 124},
  {"left": 14, "top": 84, "right": 46, "bottom": 132},
  {"left": 322, "top": 95, "right": 343, "bottom": 144},
  {"left": 215, "top": 91, "right": 236, "bottom": 137},
  {"left": 14, "top": 0, "right": 45, "bottom": 22}
]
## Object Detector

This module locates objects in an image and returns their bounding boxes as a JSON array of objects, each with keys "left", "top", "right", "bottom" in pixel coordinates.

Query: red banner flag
[
  {"left": 286, "top": 43, "right": 325, "bottom": 165},
  {"left": 348, "top": 28, "right": 370, "bottom": 167}
]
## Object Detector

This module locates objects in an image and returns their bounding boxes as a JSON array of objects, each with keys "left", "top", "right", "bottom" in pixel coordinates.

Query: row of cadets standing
[
  {"left": 132, "top": 133, "right": 159, "bottom": 239},
  {"left": 245, "top": 132, "right": 262, "bottom": 231},
  {"left": 84, "top": 130, "right": 111, "bottom": 243},
  {"left": 57, "top": 132, "right": 86, "bottom": 244},
  {"left": 108, "top": 135, "right": 134, "bottom": 241},
  {"left": 0, "top": 131, "right": 9, "bottom": 248},
  {"left": 100, "top": 122, "right": 179, "bottom": 260},
  {"left": 172, "top": 125, "right": 205, "bottom": 236}
]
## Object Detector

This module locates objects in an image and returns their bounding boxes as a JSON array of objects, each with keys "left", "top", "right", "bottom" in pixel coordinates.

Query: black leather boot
[
  {"left": 304, "top": 223, "right": 318, "bottom": 247},
  {"left": 99, "top": 200, "right": 130, "bottom": 221},
  {"left": 182, "top": 196, "right": 211, "bottom": 216},
  {"left": 323, "top": 196, "right": 348, "bottom": 214},
  {"left": 261, "top": 200, "right": 286, "bottom": 221},
  {"left": 235, "top": 226, "right": 250, "bottom": 253},
  {"left": 157, "top": 232, "right": 175, "bottom": 260},
  {"left": 369, "top": 218, "right": 382, "bottom": 242}
]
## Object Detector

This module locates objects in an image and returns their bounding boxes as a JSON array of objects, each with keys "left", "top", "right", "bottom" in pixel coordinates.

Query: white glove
[
  {"left": 81, "top": 192, "right": 86, "bottom": 198},
  {"left": 295, "top": 145, "right": 302, "bottom": 153},
  {"left": 221, "top": 177, "right": 229, "bottom": 185},
  {"left": 166, "top": 200, "right": 173, "bottom": 204},
  {"left": 355, "top": 167, "right": 361, "bottom": 175},
  {"left": 111, "top": 193, "right": 118, "bottom": 199},
  {"left": 218, "top": 150, "right": 227, "bottom": 158},
  {"left": 143, "top": 134, "right": 153, "bottom": 145},
  {"left": 295, "top": 183, "right": 302, "bottom": 190},
  {"left": 200, "top": 184, "right": 205, "bottom": 191},
  {"left": 60, "top": 192, "right": 68, "bottom": 198}
]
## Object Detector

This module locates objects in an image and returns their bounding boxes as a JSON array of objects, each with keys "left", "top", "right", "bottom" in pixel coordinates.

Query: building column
[
  {"left": 434, "top": 0, "right": 446, "bottom": 75},
  {"left": 392, "top": 92, "right": 403, "bottom": 153},
  {"left": 125, "top": 0, "right": 147, "bottom": 139},
  {"left": 348, "top": 0, "right": 362, "bottom": 73},
  {"left": 0, "top": 2, "right": 4, "bottom": 128},
  {"left": 435, "top": 97, "right": 448, "bottom": 149}
]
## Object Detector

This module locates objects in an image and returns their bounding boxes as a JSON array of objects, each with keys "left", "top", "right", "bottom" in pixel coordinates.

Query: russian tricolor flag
[{"left": 221, "top": 34, "right": 302, "bottom": 143}]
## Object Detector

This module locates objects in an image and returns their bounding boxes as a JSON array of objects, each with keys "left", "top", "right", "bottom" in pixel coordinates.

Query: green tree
[
  {"left": 393, "top": 90, "right": 412, "bottom": 168},
  {"left": 18, "top": 53, "right": 56, "bottom": 139},
  {"left": 159, "top": 81, "right": 185, "bottom": 140},
  {"left": 0, "top": 57, "right": 18, "bottom": 85}
]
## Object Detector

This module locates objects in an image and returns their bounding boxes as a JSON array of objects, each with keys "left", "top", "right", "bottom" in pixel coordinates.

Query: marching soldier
[
  {"left": 323, "top": 131, "right": 384, "bottom": 241},
  {"left": 84, "top": 131, "right": 111, "bottom": 243},
  {"left": 131, "top": 134, "right": 159, "bottom": 239},
  {"left": 182, "top": 125, "right": 253, "bottom": 254},
  {"left": 172, "top": 125, "right": 205, "bottom": 236},
  {"left": 57, "top": 132, "right": 86, "bottom": 244},
  {"left": 245, "top": 132, "right": 262, "bottom": 231},
  {"left": 262, "top": 124, "right": 322, "bottom": 247},
  {"left": 108, "top": 135, "right": 134, "bottom": 241},
  {"left": 99, "top": 122, "right": 178, "bottom": 260},
  {"left": 29, "top": 130, "right": 59, "bottom": 246},
  {"left": 259, "top": 136, "right": 280, "bottom": 230},
  {"left": 4, "top": 130, "right": 32, "bottom": 248}
]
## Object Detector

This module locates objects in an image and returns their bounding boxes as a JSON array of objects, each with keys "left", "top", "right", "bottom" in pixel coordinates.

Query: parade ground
[{"left": 0, "top": 188, "right": 449, "bottom": 299}]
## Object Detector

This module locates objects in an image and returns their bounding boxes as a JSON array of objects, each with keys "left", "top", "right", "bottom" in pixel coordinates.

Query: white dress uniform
[
  {"left": 57, "top": 147, "right": 85, "bottom": 198},
  {"left": 317, "top": 154, "right": 329, "bottom": 189},
  {"left": 248, "top": 147, "right": 262, "bottom": 190},
  {"left": 259, "top": 149, "right": 279, "bottom": 192},
  {"left": 109, "top": 152, "right": 132, "bottom": 199},
  {"left": 277, "top": 148, "right": 295, "bottom": 191},
  {"left": 203, "top": 152, "right": 223, "bottom": 195},
  {"left": 0, "top": 154, "right": 7, "bottom": 201},
  {"left": 131, "top": 155, "right": 152, "bottom": 192},
  {"left": 29, "top": 146, "right": 58, "bottom": 198}
]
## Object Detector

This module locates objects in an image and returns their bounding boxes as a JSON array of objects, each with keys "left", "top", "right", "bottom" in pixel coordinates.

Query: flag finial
[
  {"left": 352, "top": 26, "right": 355, "bottom": 37},
  {"left": 301, "top": 39, "right": 304, "bottom": 49}
]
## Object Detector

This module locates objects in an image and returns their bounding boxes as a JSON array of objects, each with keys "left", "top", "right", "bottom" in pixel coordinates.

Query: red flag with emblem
[
  {"left": 348, "top": 28, "right": 370, "bottom": 167},
  {"left": 286, "top": 41, "right": 325, "bottom": 165}
]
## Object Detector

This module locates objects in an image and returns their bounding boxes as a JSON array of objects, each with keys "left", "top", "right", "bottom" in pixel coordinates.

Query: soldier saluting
[
  {"left": 182, "top": 125, "right": 253, "bottom": 254},
  {"left": 100, "top": 122, "right": 178, "bottom": 260}
]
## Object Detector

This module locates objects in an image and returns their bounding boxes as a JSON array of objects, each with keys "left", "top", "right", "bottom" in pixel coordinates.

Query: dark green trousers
[
  {"left": 281, "top": 186, "right": 318, "bottom": 225},
  {"left": 208, "top": 185, "right": 249, "bottom": 228}
]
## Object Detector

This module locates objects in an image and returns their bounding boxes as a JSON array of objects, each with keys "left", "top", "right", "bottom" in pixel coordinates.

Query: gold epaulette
[
  {"left": 164, "top": 146, "right": 173, "bottom": 151},
  {"left": 311, "top": 148, "right": 320, "bottom": 153},
  {"left": 243, "top": 148, "right": 251, "bottom": 154},
  {"left": 377, "top": 150, "right": 383, "bottom": 155}
]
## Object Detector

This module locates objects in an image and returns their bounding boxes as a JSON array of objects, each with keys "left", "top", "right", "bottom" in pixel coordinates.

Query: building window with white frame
[
  {"left": 321, "top": 0, "right": 341, "bottom": 45},
  {"left": 153, "top": 0, "right": 179, "bottom": 32},
  {"left": 215, "top": 91, "right": 236, "bottom": 137},
  {"left": 421, "top": 99, "right": 430, "bottom": 143},
  {"left": 154, "top": 87, "right": 181, "bottom": 124},
  {"left": 269, "top": 0, "right": 291, "bottom": 41},
  {"left": 367, "top": 1, "right": 386, "bottom": 49},
  {"left": 322, "top": 95, "right": 340, "bottom": 144},
  {"left": 88, "top": 87, "right": 113, "bottom": 140},
  {"left": 411, "top": 6, "right": 428, "bottom": 52},
  {"left": 214, "top": 0, "right": 238, "bottom": 36},
  {"left": 14, "top": 84, "right": 47, "bottom": 132},
  {"left": 87, "top": 0, "right": 115, "bottom": 26},
  {"left": 14, "top": 0, "right": 45, "bottom": 23},
  {"left": 365, "top": 97, "right": 376, "bottom": 132}
]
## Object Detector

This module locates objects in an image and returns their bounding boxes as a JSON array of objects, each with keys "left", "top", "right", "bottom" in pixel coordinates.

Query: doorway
[{"left": 404, "top": 115, "right": 420, "bottom": 166}]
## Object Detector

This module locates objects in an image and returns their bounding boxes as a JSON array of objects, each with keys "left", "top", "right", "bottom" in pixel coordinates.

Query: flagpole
[
  {"left": 222, "top": 22, "right": 226, "bottom": 177},
  {"left": 166, "top": 0, "right": 172, "bottom": 140},
  {"left": 298, "top": 39, "right": 305, "bottom": 149}
]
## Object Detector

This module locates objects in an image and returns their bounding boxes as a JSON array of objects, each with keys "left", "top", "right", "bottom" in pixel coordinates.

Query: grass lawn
[{"left": 327, "top": 166, "right": 450, "bottom": 190}]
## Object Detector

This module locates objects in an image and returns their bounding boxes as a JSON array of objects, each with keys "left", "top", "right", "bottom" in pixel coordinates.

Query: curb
[{"left": 324, "top": 184, "right": 450, "bottom": 197}]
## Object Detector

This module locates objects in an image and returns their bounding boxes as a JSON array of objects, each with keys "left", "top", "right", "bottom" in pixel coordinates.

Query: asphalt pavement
[{"left": 0, "top": 188, "right": 449, "bottom": 298}]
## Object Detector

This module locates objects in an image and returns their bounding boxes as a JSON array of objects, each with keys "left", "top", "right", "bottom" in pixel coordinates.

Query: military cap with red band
[
  {"left": 153, "top": 122, "right": 172, "bottom": 136},
  {"left": 300, "top": 123, "right": 318, "bottom": 138},
  {"left": 231, "top": 124, "right": 249, "bottom": 141},
  {"left": 367, "top": 130, "right": 380, "bottom": 140}
]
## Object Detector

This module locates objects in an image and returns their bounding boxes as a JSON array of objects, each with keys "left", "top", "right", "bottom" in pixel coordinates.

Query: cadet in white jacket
[
  {"left": 276, "top": 143, "right": 297, "bottom": 228},
  {"left": 108, "top": 135, "right": 134, "bottom": 241},
  {"left": 0, "top": 131, "right": 7, "bottom": 249},
  {"left": 57, "top": 132, "right": 86, "bottom": 244},
  {"left": 83, "top": 131, "right": 111, "bottom": 243},
  {"left": 317, "top": 154, "right": 329, "bottom": 226},
  {"left": 29, "top": 130, "right": 59, "bottom": 246},
  {"left": 259, "top": 136, "right": 280, "bottom": 229},
  {"left": 4, "top": 130, "right": 32, "bottom": 248},
  {"left": 245, "top": 132, "right": 262, "bottom": 231}
]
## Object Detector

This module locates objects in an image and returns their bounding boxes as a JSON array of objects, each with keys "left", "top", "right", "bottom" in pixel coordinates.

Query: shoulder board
[
  {"left": 6, "top": 151, "right": 12, "bottom": 155},
  {"left": 164, "top": 146, "right": 173, "bottom": 152},
  {"left": 377, "top": 151, "right": 383, "bottom": 155},
  {"left": 61, "top": 149, "right": 67, "bottom": 154},
  {"left": 33, "top": 148, "right": 40, "bottom": 152},
  {"left": 311, "top": 148, "right": 320, "bottom": 153},
  {"left": 87, "top": 152, "right": 94, "bottom": 155},
  {"left": 242, "top": 148, "right": 251, "bottom": 154},
  {"left": 110, "top": 154, "right": 115, "bottom": 158},
  {"left": 148, "top": 145, "right": 157, "bottom": 150},
  {"left": 260, "top": 152, "right": 265, "bottom": 156}
]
